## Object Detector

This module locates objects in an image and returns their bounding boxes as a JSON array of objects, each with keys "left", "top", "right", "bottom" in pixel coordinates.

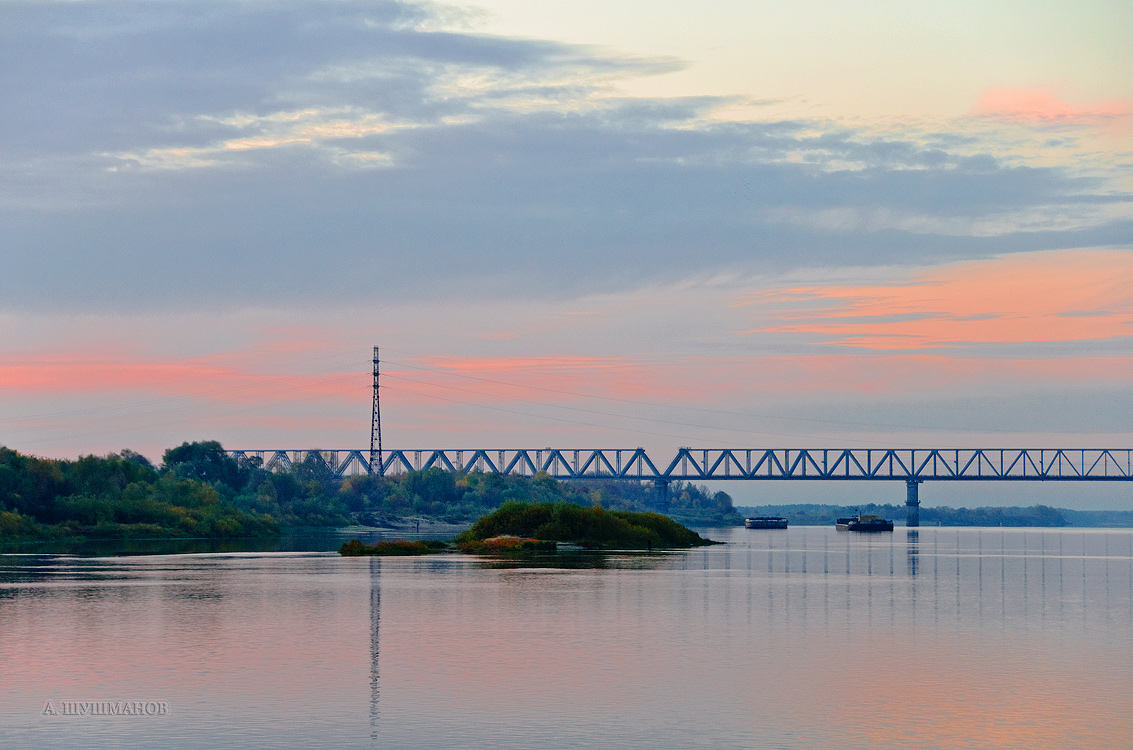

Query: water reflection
[
  {"left": 1, "top": 528, "right": 1132, "bottom": 750},
  {"left": 725, "top": 526, "right": 1133, "bottom": 639},
  {"left": 470, "top": 550, "right": 683, "bottom": 571},
  {"left": 369, "top": 557, "right": 380, "bottom": 742},
  {"left": 906, "top": 529, "right": 919, "bottom": 577},
  {"left": 0, "top": 535, "right": 349, "bottom": 557},
  {"left": 472, "top": 551, "right": 610, "bottom": 570},
  {"left": 0, "top": 527, "right": 469, "bottom": 558}
]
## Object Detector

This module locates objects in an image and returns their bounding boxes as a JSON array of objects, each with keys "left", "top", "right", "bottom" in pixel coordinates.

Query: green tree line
[
  {"left": 341, "top": 468, "right": 740, "bottom": 525},
  {"left": 0, "top": 441, "right": 743, "bottom": 542},
  {"left": 0, "top": 444, "right": 279, "bottom": 541}
]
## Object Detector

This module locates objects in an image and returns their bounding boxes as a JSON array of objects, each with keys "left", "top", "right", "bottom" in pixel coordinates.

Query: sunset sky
[{"left": 2, "top": 0, "right": 1131, "bottom": 506}]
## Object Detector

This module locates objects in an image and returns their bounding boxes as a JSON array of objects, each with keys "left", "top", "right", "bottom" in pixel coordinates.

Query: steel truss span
[{"left": 228, "top": 448, "right": 1133, "bottom": 482}]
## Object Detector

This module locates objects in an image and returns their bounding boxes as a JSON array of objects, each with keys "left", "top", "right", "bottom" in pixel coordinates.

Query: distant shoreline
[{"left": 736, "top": 504, "right": 1133, "bottom": 528}]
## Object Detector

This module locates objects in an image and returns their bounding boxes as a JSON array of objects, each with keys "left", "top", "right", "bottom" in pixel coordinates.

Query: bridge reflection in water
[
  {"left": 231, "top": 447, "right": 1133, "bottom": 527},
  {"left": 742, "top": 527, "right": 1133, "bottom": 632}
]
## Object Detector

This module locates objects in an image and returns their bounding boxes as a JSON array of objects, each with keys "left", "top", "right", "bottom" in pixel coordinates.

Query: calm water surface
[{"left": 2, "top": 526, "right": 1131, "bottom": 750}]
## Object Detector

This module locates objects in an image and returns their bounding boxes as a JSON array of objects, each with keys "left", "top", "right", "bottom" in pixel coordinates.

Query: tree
[
  {"left": 162, "top": 441, "right": 239, "bottom": 488},
  {"left": 117, "top": 449, "right": 155, "bottom": 471},
  {"left": 404, "top": 467, "right": 457, "bottom": 506}
]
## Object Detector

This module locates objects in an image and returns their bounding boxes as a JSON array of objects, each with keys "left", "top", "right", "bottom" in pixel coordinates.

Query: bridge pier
[
  {"left": 652, "top": 479, "right": 671, "bottom": 513},
  {"left": 905, "top": 480, "right": 921, "bottom": 527}
]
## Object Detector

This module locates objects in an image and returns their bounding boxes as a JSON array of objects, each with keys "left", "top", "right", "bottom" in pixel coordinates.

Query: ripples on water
[{"left": 1, "top": 527, "right": 1131, "bottom": 750}]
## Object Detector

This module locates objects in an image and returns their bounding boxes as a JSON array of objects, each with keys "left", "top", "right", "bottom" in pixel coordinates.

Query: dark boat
[
  {"left": 835, "top": 514, "right": 894, "bottom": 532},
  {"left": 745, "top": 517, "right": 788, "bottom": 529}
]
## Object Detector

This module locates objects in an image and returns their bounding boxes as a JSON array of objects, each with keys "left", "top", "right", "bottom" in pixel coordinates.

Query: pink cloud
[
  {"left": 974, "top": 87, "right": 1132, "bottom": 128},
  {"left": 753, "top": 249, "right": 1133, "bottom": 351},
  {"left": 4, "top": 250, "right": 1131, "bottom": 450},
  {"left": 385, "top": 350, "right": 1133, "bottom": 408},
  {"left": 0, "top": 353, "right": 362, "bottom": 403},
  {"left": 387, "top": 355, "right": 700, "bottom": 403},
  {"left": 5, "top": 322, "right": 1132, "bottom": 419}
]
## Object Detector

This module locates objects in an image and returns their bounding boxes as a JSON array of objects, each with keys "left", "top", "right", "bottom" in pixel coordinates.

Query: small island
[{"left": 339, "top": 500, "right": 719, "bottom": 555}]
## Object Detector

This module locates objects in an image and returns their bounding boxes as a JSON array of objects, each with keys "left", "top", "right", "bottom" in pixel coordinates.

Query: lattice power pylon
[{"left": 370, "top": 346, "right": 382, "bottom": 474}]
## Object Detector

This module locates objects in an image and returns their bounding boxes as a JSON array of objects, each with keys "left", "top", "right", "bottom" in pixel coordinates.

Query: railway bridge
[{"left": 228, "top": 447, "right": 1133, "bottom": 527}]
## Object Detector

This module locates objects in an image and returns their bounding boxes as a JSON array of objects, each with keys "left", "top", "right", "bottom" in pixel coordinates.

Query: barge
[
  {"left": 745, "top": 517, "right": 788, "bottom": 529},
  {"left": 835, "top": 514, "right": 894, "bottom": 532}
]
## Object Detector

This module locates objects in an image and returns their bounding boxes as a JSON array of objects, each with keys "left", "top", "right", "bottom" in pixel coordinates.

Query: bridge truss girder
[{"left": 228, "top": 448, "right": 1133, "bottom": 482}]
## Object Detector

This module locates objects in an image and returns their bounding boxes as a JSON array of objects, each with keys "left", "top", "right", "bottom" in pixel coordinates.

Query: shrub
[
  {"left": 458, "top": 535, "right": 557, "bottom": 553},
  {"left": 339, "top": 539, "right": 446, "bottom": 556},
  {"left": 454, "top": 501, "right": 716, "bottom": 549}
]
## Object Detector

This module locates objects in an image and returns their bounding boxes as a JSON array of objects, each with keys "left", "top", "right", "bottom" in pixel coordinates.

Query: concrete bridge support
[
  {"left": 905, "top": 480, "right": 921, "bottom": 527},
  {"left": 652, "top": 479, "right": 671, "bottom": 513}
]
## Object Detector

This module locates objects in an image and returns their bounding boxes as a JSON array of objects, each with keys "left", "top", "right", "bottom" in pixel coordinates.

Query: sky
[{"left": 2, "top": 0, "right": 1131, "bottom": 507}]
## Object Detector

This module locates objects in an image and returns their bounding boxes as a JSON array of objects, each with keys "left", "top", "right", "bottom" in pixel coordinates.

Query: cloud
[
  {"left": 746, "top": 248, "right": 1133, "bottom": 352},
  {"left": 0, "top": 352, "right": 361, "bottom": 402},
  {"left": 975, "top": 87, "right": 1133, "bottom": 129},
  {"left": 0, "top": 0, "right": 1130, "bottom": 317},
  {"left": 0, "top": 0, "right": 677, "bottom": 167},
  {"left": 2, "top": 252, "right": 1132, "bottom": 460}
]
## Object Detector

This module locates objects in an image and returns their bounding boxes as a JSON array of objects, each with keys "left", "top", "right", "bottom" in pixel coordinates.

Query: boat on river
[
  {"left": 835, "top": 514, "right": 894, "bottom": 532},
  {"left": 745, "top": 517, "right": 788, "bottom": 529}
]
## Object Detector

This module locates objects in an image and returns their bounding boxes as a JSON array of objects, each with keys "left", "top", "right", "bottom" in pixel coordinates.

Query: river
[{"left": 2, "top": 526, "right": 1131, "bottom": 749}]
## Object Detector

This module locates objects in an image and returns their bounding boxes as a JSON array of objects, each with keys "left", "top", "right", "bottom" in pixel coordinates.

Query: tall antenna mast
[{"left": 370, "top": 346, "right": 382, "bottom": 474}]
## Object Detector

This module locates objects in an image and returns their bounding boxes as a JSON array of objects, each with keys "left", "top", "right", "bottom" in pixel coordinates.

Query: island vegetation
[
  {"left": 339, "top": 539, "right": 448, "bottom": 556},
  {"left": 455, "top": 501, "right": 717, "bottom": 549},
  {"left": 338, "top": 501, "right": 717, "bottom": 556}
]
